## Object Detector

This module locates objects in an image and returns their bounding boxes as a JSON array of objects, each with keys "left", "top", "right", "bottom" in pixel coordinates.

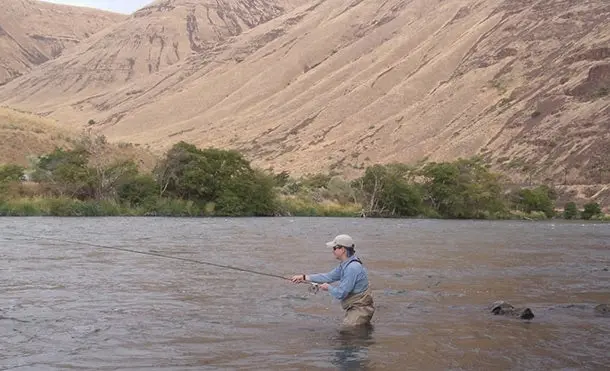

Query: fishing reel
[{"left": 308, "top": 283, "right": 320, "bottom": 294}]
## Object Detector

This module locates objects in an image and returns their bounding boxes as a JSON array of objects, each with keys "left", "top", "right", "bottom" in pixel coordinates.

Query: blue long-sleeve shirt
[{"left": 308, "top": 255, "right": 369, "bottom": 300}]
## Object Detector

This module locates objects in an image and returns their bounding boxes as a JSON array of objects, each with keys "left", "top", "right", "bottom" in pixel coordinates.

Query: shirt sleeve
[
  {"left": 308, "top": 265, "right": 341, "bottom": 284},
  {"left": 328, "top": 264, "right": 359, "bottom": 300}
]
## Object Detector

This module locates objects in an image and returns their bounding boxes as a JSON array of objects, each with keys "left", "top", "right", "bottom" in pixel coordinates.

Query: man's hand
[
  {"left": 319, "top": 283, "right": 330, "bottom": 291},
  {"left": 290, "top": 275, "right": 306, "bottom": 283}
]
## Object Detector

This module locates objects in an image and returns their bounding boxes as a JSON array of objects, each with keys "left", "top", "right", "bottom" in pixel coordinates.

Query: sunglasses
[{"left": 332, "top": 245, "right": 344, "bottom": 251}]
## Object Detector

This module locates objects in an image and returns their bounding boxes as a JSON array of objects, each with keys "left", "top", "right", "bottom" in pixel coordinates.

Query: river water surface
[{"left": 1, "top": 217, "right": 609, "bottom": 370}]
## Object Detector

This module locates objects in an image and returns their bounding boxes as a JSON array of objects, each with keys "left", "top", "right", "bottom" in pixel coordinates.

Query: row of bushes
[
  {"left": 0, "top": 138, "right": 607, "bottom": 219},
  {"left": 3, "top": 196, "right": 606, "bottom": 219}
]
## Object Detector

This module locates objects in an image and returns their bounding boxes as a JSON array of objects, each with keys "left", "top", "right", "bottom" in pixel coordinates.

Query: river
[{"left": 1, "top": 217, "right": 609, "bottom": 370}]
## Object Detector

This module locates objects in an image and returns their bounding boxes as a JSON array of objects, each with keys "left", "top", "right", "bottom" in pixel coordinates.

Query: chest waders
[{"left": 340, "top": 259, "right": 375, "bottom": 326}]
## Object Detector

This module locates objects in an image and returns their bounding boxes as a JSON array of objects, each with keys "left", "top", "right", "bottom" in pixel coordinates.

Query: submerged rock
[
  {"left": 594, "top": 304, "right": 609, "bottom": 316},
  {"left": 490, "top": 301, "right": 535, "bottom": 320}
]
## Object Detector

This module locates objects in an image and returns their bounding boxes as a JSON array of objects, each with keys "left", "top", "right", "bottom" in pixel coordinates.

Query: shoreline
[{"left": 1, "top": 197, "right": 608, "bottom": 221}]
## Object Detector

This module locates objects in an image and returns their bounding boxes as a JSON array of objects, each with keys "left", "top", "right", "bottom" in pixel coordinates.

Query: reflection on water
[
  {"left": 1, "top": 217, "right": 609, "bottom": 370},
  {"left": 332, "top": 324, "right": 375, "bottom": 371}
]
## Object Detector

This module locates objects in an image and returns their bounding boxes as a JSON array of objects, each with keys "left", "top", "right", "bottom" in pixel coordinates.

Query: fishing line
[{"left": 5, "top": 233, "right": 319, "bottom": 292}]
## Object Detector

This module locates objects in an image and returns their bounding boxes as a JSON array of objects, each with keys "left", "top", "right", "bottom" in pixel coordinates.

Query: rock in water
[
  {"left": 518, "top": 308, "right": 535, "bottom": 320},
  {"left": 490, "top": 300, "right": 534, "bottom": 320},
  {"left": 594, "top": 304, "right": 609, "bottom": 316}
]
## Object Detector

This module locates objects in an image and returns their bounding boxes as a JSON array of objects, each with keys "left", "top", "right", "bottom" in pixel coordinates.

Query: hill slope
[
  {"left": 0, "top": 106, "right": 73, "bottom": 166},
  {"left": 0, "top": 0, "right": 310, "bottom": 102},
  {"left": 0, "top": 0, "right": 608, "bottom": 185},
  {"left": 0, "top": 0, "right": 125, "bottom": 86},
  {"left": 0, "top": 106, "right": 157, "bottom": 171}
]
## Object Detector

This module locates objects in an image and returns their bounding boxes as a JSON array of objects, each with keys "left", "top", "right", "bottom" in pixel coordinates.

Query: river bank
[{"left": 1, "top": 195, "right": 608, "bottom": 220}]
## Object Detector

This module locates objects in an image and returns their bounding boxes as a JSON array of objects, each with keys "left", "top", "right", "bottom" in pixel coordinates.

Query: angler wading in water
[{"left": 291, "top": 234, "right": 375, "bottom": 327}]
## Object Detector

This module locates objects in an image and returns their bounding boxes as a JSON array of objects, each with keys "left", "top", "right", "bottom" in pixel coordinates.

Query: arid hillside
[
  {"left": 0, "top": 106, "right": 73, "bottom": 166},
  {"left": 0, "top": 0, "right": 125, "bottom": 86},
  {"left": 0, "top": 106, "right": 157, "bottom": 171},
  {"left": 0, "top": 0, "right": 310, "bottom": 101},
  {"left": 0, "top": 0, "right": 608, "bottom": 186}
]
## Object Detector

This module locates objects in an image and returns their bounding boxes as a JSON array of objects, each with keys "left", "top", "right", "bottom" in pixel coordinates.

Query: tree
[
  {"left": 563, "top": 202, "right": 578, "bottom": 219},
  {"left": 420, "top": 161, "right": 462, "bottom": 217},
  {"left": 117, "top": 174, "right": 158, "bottom": 207},
  {"left": 419, "top": 158, "right": 506, "bottom": 218},
  {"left": 354, "top": 164, "right": 387, "bottom": 215},
  {"left": 29, "top": 130, "right": 139, "bottom": 201},
  {"left": 512, "top": 185, "right": 557, "bottom": 218},
  {"left": 153, "top": 141, "right": 276, "bottom": 215},
  {"left": 353, "top": 163, "right": 422, "bottom": 217},
  {"left": 581, "top": 202, "right": 602, "bottom": 220},
  {"left": 153, "top": 141, "right": 200, "bottom": 198},
  {"left": 91, "top": 160, "right": 139, "bottom": 201},
  {"left": 216, "top": 169, "right": 277, "bottom": 216},
  {"left": 75, "top": 131, "right": 138, "bottom": 200},
  {"left": 31, "top": 147, "right": 92, "bottom": 199}
]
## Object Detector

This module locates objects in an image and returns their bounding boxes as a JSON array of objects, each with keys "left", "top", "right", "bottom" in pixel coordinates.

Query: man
[{"left": 291, "top": 234, "right": 375, "bottom": 327}]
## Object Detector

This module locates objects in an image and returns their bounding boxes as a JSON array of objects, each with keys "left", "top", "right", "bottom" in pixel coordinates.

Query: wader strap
[{"left": 345, "top": 258, "right": 362, "bottom": 268}]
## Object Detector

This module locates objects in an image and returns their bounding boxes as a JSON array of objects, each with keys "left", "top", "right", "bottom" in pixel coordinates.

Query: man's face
[{"left": 332, "top": 245, "right": 344, "bottom": 260}]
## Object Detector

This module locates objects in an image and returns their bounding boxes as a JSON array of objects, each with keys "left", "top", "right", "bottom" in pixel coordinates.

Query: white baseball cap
[{"left": 325, "top": 234, "right": 355, "bottom": 248}]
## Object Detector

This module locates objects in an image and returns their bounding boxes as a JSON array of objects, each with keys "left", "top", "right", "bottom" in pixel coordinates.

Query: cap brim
[{"left": 325, "top": 241, "right": 335, "bottom": 248}]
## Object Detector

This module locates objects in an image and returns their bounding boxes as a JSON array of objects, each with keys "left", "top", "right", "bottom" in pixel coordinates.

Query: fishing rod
[{"left": 6, "top": 234, "right": 320, "bottom": 293}]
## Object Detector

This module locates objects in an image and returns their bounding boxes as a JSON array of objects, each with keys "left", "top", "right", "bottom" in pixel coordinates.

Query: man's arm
[{"left": 307, "top": 265, "right": 341, "bottom": 284}]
